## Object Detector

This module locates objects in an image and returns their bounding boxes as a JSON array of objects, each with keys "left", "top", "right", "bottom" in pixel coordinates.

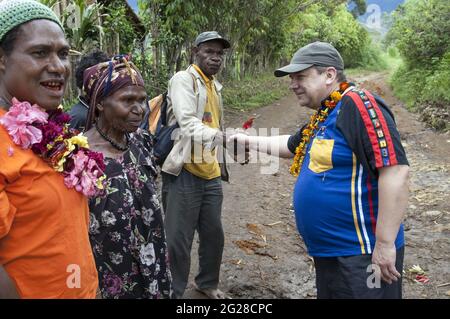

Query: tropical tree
[
  {"left": 387, "top": 0, "right": 450, "bottom": 118},
  {"left": 102, "top": 0, "right": 138, "bottom": 55},
  {"left": 61, "top": 0, "right": 104, "bottom": 52},
  {"left": 387, "top": 0, "right": 449, "bottom": 68}
]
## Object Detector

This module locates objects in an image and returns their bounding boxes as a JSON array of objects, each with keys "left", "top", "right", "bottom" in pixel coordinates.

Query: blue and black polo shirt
[{"left": 288, "top": 89, "right": 408, "bottom": 257}]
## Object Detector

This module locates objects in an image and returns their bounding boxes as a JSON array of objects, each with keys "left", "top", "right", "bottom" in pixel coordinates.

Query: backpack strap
[
  {"left": 187, "top": 66, "right": 200, "bottom": 111},
  {"left": 152, "top": 70, "right": 199, "bottom": 133},
  {"left": 190, "top": 72, "right": 198, "bottom": 94},
  {"left": 159, "top": 92, "right": 168, "bottom": 126},
  {"left": 148, "top": 94, "right": 164, "bottom": 135}
]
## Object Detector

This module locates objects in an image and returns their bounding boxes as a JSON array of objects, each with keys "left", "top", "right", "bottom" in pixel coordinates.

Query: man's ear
[
  {"left": 191, "top": 47, "right": 199, "bottom": 65},
  {"left": 325, "top": 67, "right": 337, "bottom": 85},
  {"left": 192, "top": 46, "right": 199, "bottom": 60}
]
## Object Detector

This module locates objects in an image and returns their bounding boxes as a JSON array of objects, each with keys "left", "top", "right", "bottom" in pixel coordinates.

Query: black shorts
[{"left": 313, "top": 246, "right": 404, "bottom": 299}]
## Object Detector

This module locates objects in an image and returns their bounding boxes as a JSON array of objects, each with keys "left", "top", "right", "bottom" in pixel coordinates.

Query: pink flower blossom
[
  {"left": 2, "top": 120, "right": 44, "bottom": 149},
  {"left": 64, "top": 151, "right": 88, "bottom": 190},
  {"left": 9, "top": 98, "right": 48, "bottom": 124},
  {"left": 7, "top": 146, "right": 14, "bottom": 157},
  {"left": 0, "top": 98, "right": 48, "bottom": 149},
  {"left": 64, "top": 149, "right": 106, "bottom": 197}
]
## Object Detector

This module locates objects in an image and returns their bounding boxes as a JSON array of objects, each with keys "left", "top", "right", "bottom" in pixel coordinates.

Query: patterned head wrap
[
  {"left": 83, "top": 54, "right": 145, "bottom": 131},
  {"left": 0, "top": 0, "right": 63, "bottom": 43}
]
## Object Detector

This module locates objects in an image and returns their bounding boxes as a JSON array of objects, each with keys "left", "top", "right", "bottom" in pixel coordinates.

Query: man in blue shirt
[{"left": 230, "top": 42, "right": 409, "bottom": 298}]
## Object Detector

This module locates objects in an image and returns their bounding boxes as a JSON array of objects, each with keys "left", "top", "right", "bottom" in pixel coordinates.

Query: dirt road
[{"left": 183, "top": 72, "right": 450, "bottom": 299}]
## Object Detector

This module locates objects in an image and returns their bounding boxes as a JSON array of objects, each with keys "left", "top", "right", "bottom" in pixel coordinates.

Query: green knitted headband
[{"left": 0, "top": 0, "right": 63, "bottom": 43}]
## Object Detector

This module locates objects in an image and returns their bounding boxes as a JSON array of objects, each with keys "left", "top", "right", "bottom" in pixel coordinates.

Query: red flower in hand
[{"left": 242, "top": 117, "right": 254, "bottom": 130}]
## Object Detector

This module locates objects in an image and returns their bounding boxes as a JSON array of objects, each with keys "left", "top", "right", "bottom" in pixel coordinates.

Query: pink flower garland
[{"left": 0, "top": 98, "right": 107, "bottom": 197}]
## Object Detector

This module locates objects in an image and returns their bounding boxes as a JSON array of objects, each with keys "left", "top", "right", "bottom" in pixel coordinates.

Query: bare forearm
[
  {"left": 0, "top": 265, "right": 19, "bottom": 299},
  {"left": 233, "top": 134, "right": 294, "bottom": 158},
  {"left": 376, "top": 165, "right": 409, "bottom": 244}
]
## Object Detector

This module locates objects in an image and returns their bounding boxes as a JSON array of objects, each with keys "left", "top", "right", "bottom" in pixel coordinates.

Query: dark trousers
[
  {"left": 162, "top": 169, "right": 224, "bottom": 298},
  {"left": 313, "top": 246, "right": 404, "bottom": 299}
]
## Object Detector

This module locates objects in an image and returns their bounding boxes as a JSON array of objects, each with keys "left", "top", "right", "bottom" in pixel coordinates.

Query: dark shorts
[{"left": 313, "top": 246, "right": 404, "bottom": 299}]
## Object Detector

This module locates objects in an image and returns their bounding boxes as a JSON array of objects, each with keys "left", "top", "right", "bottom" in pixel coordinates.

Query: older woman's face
[
  {"left": 99, "top": 85, "right": 147, "bottom": 134},
  {"left": 0, "top": 20, "right": 70, "bottom": 110}
]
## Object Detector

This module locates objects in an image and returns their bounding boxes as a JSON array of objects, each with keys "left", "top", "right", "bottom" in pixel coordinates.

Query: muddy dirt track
[{"left": 182, "top": 72, "right": 450, "bottom": 299}]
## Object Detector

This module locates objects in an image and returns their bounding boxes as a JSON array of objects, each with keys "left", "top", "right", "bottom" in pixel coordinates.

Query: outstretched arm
[{"left": 229, "top": 133, "right": 294, "bottom": 158}]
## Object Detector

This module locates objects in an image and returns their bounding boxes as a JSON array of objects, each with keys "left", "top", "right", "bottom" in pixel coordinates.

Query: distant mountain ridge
[{"left": 356, "top": 0, "right": 405, "bottom": 34}]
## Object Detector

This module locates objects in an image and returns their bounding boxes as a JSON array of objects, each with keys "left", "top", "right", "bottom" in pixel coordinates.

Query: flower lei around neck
[
  {"left": 0, "top": 98, "right": 107, "bottom": 197},
  {"left": 290, "top": 82, "right": 351, "bottom": 177}
]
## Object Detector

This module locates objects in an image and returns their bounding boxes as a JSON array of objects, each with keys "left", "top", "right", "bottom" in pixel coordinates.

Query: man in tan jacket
[{"left": 161, "top": 31, "right": 231, "bottom": 299}]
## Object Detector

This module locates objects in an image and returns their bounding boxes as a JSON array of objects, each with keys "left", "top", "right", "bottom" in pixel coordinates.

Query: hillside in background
[{"left": 354, "top": 0, "right": 404, "bottom": 35}]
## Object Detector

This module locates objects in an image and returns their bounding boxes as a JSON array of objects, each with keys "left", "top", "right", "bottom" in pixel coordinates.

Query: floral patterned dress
[{"left": 89, "top": 130, "right": 172, "bottom": 299}]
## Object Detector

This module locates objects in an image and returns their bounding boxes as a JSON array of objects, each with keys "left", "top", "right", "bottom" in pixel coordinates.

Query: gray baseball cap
[
  {"left": 194, "top": 31, "right": 231, "bottom": 49},
  {"left": 274, "top": 41, "right": 344, "bottom": 77}
]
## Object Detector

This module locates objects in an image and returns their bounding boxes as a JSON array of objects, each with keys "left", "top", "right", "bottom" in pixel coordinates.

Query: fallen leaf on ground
[
  {"left": 234, "top": 240, "right": 266, "bottom": 254},
  {"left": 246, "top": 223, "right": 264, "bottom": 236},
  {"left": 408, "top": 265, "right": 426, "bottom": 275},
  {"left": 230, "top": 259, "right": 242, "bottom": 265}
]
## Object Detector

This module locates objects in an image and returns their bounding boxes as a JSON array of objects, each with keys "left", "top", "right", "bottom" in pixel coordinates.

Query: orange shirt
[{"left": 0, "top": 108, "right": 98, "bottom": 298}]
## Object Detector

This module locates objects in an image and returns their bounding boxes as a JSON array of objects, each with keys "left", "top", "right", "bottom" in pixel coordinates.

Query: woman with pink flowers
[
  {"left": 83, "top": 56, "right": 172, "bottom": 299},
  {"left": 0, "top": 0, "right": 100, "bottom": 298}
]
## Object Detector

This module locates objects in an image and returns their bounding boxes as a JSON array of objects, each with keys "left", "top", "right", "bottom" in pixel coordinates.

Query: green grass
[
  {"left": 345, "top": 44, "right": 405, "bottom": 78},
  {"left": 346, "top": 50, "right": 402, "bottom": 78},
  {"left": 222, "top": 72, "right": 290, "bottom": 111},
  {"left": 389, "top": 52, "right": 450, "bottom": 112},
  {"left": 384, "top": 54, "right": 402, "bottom": 75},
  {"left": 389, "top": 64, "right": 423, "bottom": 109}
]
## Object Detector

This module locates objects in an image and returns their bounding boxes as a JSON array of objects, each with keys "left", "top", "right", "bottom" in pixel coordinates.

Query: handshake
[{"left": 222, "top": 129, "right": 251, "bottom": 165}]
